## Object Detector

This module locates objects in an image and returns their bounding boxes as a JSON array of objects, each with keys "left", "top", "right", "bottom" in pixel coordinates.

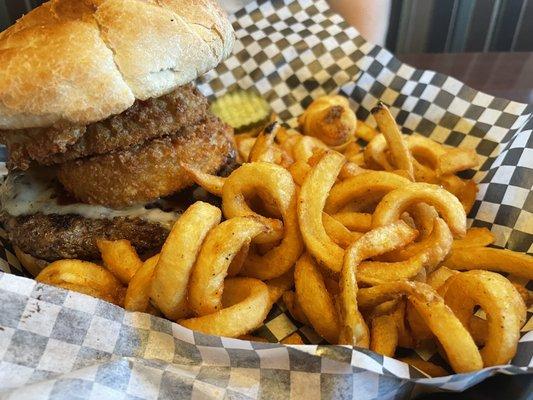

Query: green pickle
[{"left": 210, "top": 90, "right": 272, "bottom": 134}]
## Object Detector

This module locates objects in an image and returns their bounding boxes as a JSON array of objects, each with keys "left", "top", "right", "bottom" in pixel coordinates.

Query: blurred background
[
  {"left": 2, "top": 0, "right": 532, "bottom": 53},
  {"left": 388, "top": 0, "right": 533, "bottom": 53},
  {"left": 1, "top": 0, "right": 532, "bottom": 104}
]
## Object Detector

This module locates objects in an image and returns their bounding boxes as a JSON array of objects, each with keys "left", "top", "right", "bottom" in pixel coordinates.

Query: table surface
[
  {"left": 398, "top": 51, "right": 533, "bottom": 399},
  {"left": 399, "top": 52, "right": 533, "bottom": 105}
]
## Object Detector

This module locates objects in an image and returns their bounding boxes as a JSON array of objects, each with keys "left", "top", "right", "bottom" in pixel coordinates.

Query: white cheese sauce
[{"left": 0, "top": 170, "right": 181, "bottom": 229}]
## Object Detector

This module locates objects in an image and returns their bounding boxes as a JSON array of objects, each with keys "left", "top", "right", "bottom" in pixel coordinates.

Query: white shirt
[{"left": 219, "top": 0, "right": 253, "bottom": 14}]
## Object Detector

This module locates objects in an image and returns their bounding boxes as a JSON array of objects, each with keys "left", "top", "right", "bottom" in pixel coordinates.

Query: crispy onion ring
[
  {"left": 188, "top": 216, "right": 268, "bottom": 316},
  {"left": 439, "top": 270, "right": 527, "bottom": 366},
  {"left": 298, "top": 151, "right": 346, "bottom": 274},
  {"left": 339, "top": 221, "right": 417, "bottom": 346},
  {"left": 372, "top": 182, "right": 467, "bottom": 238},
  {"left": 180, "top": 277, "right": 271, "bottom": 338},
  {"left": 295, "top": 253, "right": 339, "bottom": 343}
]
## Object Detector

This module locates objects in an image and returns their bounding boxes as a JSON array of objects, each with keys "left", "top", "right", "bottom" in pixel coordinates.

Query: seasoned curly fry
[
  {"left": 38, "top": 92, "right": 530, "bottom": 377},
  {"left": 371, "top": 102, "right": 414, "bottom": 180},
  {"left": 298, "top": 151, "right": 346, "bottom": 274}
]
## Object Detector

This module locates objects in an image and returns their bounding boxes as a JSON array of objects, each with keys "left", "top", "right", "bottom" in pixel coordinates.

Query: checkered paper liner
[{"left": 0, "top": 0, "right": 532, "bottom": 398}]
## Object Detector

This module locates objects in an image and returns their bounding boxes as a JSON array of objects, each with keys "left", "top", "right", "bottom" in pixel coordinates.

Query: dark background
[
  {"left": 2, "top": 0, "right": 533, "bottom": 53},
  {"left": 388, "top": 0, "right": 533, "bottom": 53}
]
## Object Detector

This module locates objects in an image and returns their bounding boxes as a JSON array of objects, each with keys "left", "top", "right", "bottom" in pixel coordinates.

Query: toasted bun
[{"left": 0, "top": 0, "right": 234, "bottom": 130}]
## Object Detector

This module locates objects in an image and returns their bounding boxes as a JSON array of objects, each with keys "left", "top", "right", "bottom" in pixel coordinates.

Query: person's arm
[{"left": 328, "top": 0, "right": 391, "bottom": 46}]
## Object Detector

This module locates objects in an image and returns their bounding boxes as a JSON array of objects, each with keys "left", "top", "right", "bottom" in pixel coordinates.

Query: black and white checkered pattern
[
  {"left": 0, "top": 0, "right": 532, "bottom": 398},
  {"left": 1, "top": 273, "right": 530, "bottom": 400}
]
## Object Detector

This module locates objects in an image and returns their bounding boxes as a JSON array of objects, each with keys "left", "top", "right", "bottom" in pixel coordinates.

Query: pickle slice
[{"left": 211, "top": 90, "right": 272, "bottom": 134}]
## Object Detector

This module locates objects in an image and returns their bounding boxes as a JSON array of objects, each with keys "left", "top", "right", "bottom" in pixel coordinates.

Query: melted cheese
[{"left": 0, "top": 170, "right": 180, "bottom": 229}]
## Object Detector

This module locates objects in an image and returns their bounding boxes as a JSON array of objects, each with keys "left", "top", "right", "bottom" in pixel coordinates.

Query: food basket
[{"left": 0, "top": 1, "right": 531, "bottom": 398}]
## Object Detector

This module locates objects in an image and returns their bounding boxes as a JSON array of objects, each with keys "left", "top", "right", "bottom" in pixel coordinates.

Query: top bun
[{"left": 0, "top": 0, "right": 234, "bottom": 129}]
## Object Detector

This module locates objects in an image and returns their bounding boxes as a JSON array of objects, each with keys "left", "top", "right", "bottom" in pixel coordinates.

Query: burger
[{"left": 0, "top": 0, "right": 236, "bottom": 272}]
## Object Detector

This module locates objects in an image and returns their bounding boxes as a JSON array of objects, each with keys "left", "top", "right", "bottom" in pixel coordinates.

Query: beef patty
[{"left": 1, "top": 212, "right": 169, "bottom": 261}]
